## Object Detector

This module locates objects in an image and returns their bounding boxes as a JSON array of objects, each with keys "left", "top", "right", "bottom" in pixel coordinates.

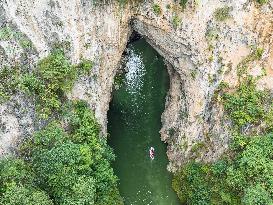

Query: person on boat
[{"left": 149, "top": 147, "right": 155, "bottom": 160}]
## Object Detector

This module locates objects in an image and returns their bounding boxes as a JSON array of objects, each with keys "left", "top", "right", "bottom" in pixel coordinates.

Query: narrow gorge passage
[{"left": 108, "top": 38, "right": 180, "bottom": 205}]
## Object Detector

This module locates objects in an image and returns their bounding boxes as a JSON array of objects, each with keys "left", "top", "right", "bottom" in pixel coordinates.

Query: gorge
[
  {"left": 108, "top": 38, "right": 180, "bottom": 204},
  {"left": 0, "top": 0, "right": 273, "bottom": 204}
]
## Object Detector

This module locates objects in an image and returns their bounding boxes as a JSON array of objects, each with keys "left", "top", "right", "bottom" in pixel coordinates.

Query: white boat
[{"left": 149, "top": 147, "right": 155, "bottom": 160}]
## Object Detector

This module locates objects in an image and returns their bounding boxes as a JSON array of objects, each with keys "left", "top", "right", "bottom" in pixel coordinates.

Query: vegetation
[
  {"left": 180, "top": 0, "right": 188, "bottom": 9},
  {"left": 152, "top": 4, "right": 162, "bottom": 15},
  {"left": 223, "top": 76, "right": 272, "bottom": 132},
  {"left": 190, "top": 70, "right": 197, "bottom": 79},
  {"left": 114, "top": 73, "right": 124, "bottom": 88},
  {"left": 256, "top": 0, "right": 268, "bottom": 4},
  {"left": 0, "top": 66, "right": 20, "bottom": 103},
  {"left": 173, "top": 132, "right": 273, "bottom": 205},
  {"left": 0, "top": 47, "right": 122, "bottom": 204},
  {"left": 106, "top": 0, "right": 144, "bottom": 5},
  {"left": 214, "top": 6, "right": 232, "bottom": 21},
  {"left": 0, "top": 100, "right": 123, "bottom": 205},
  {"left": 172, "top": 14, "right": 181, "bottom": 29},
  {"left": 237, "top": 47, "right": 264, "bottom": 77},
  {"left": 0, "top": 158, "right": 54, "bottom": 205},
  {"left": 173, "top": 51, "right": 273, "bottom": 204},
  {"left": 0, "top": 25, "right": 32, "bottom": 49},
  {"left": 20, "top": 50, "right": 92, "bottom": 118}
]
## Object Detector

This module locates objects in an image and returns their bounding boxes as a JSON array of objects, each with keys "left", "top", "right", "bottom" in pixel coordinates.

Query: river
[{"left": 108, "top": 38, "right": 180, "bottom": 205}]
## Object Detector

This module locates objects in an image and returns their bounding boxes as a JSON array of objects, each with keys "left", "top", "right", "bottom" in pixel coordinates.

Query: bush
[
  {"left": 180, "top": 0, "right": 188, "bottom": 9},
  {"left": 0, "top": 66, "right": 20, "bottom": 103},
  {"left": 173, "top": 133, "right": 273, "bottom": 205},
  {"left": 172, "top": 162, "right": 211, "bottom": 205},
  {"left": 256, "top": 0, "right": 268, "bottom": 4},
  {"left": 0, "top": 101, "right": 123, "bottom": 205},
  {"left": 152, "top": 4, "right": 161, "bottom": 15},
  {"left": 174, "top": 66, "right": 273, "bottom": 204},
  {"left": 243, "top": 185, "right": 273, "bottom": 205},
  {"left": 214, "top": 6, "right": 231, "bottom": 21},
  {"left": 20, "top": 101, "right": 122, "bottom": 205},
  {"left": 222, "top": 76, "right": 272, "bottom": 132},
  {"left": 0, "top": 157, "right": 53, "bottom": 205},
  {"left": 20, "top": 51, "right": 93, "bottom": 118},
  {"left": 172, "top": 14, "right": 181, "bottom": 29}
]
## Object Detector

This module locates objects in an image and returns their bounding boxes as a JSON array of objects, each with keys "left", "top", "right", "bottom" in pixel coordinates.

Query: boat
[{"left": 149, "top": 147, "right": 155, "bottom": 160}]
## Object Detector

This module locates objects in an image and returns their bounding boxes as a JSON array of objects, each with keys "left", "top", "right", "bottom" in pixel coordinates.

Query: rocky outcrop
[
  {"left": 0, "top": 0, "right": 272, "bottom": 171},
  {"left": 0, "top": 0, "right": 133, "bottom": 154},
  {"left": 132, "top": 0, "right": 273, "bottom": 170}
]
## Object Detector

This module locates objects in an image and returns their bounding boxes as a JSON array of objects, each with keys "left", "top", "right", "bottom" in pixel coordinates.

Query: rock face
[{"left": 0, "top": 0, "right": 272, "bottom": 170}]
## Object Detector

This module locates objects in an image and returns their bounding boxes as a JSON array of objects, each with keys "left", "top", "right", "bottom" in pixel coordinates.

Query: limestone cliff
[{"left": 0, "top": 0, "right": 272, "bottom": 171}]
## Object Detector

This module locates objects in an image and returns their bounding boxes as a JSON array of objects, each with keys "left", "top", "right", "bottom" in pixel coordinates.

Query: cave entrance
[{"left": 107, "top": 37, "right": 180, "bottom": 204}]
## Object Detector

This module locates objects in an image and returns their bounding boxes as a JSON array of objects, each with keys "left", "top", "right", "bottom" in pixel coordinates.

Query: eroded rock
[{"left": 0, "top": 0, "right": 272, "bottom": 170}]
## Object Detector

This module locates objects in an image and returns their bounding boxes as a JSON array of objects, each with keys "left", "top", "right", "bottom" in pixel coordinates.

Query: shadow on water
[{"left": 108, "top": 38, "right": 181, "bottom": 205}]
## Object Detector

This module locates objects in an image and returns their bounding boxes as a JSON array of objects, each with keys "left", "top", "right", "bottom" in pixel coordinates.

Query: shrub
[
  {"left": 77, "top": 59, "right": 93, "bottom": 75},
  {"left": 256, "top": 0, "right": 268, "bottom": 4},
  {"left": 152, "top": 4, "right": 162, "bottom": 15},
  {"left": 214, "top": 6, "right": 231, "bottom": 21},
  {"left": 1, "top": 100, "right": 123, "bottom": 205},
  {"left": 236, "top": 47, "right": 264, "bottom": 77},
  {"left": 0, "top": 26, "right": 13, "bottom": 40},
  {"left": 20, "top": 101, "right": 123, "bottom": 205},
  {"left": 172, "top": 14, "right": 181, "bottom": 29},
  {"left": 20, "top": 51, "right": 93, "bottom": 118},
  {"left": 180, "top": 0, "right": 188, "bottom": 9},
  {"left": 173, "top": 133, "right": 273, "bottom": 205},
  {"left": 173, "top": 55, "right": 273, "bottom": 204},
  {"left": 0, "top": 157, "right": 53, "bottom": 205},
  {"left": 0, "top": 66, "right": 20, "bottom": 103},
  {"left": 255, "top": 47, "right": 264, "bottom": 60},
  {"left": 222, "top": 76, "right": 271, "bottom": 131},
  {"left": 243, "top": 185, "right": 273, "bottom": 205},
  {"left": 172, "top": 162, "right": 211, "bottom": 205}
]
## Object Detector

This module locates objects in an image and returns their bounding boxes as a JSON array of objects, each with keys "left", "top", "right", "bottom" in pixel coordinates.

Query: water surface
[{"left": 108, "top": 38, "right": 180, "bottom": 205}]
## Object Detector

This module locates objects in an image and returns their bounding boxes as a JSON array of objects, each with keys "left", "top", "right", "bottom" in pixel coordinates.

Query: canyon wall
[{"left": 0, "top": 0, "right": 272, "bottom": 171}]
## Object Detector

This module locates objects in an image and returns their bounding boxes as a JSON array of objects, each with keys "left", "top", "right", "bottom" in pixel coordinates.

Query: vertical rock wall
[{"left": 0, "top": 0, "right": 272, "bottom": 170}]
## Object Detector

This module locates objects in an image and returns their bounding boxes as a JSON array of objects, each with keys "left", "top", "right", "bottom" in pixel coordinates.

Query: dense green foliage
[
  {"left": 0, "top": 50, "right": 92, "bottom": 117},
  {"left": 0, "top": 158, "right": 53, "bottom": 205},
  {"left": 0, "top": 50, "right": 122, "bottom": 204},
  {"left": 0, "top": 101, "right": 123, "bottom": 205},
  {"left": 223, "top": 76, "right": 272, "bottom": 132},
  {"left": 173, "top": 133, "right": 273, "bottom": 205},
  {"left": 173, "top": 68, "right": 273, "bottom": 204},
  {"left": 20, "top": 50, "right": 92, "bottom": 118}
]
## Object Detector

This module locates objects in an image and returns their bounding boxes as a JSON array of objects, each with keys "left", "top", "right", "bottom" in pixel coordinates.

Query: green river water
[{"left": 108, "top": 38, "right": 180, "bottom": 205}]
